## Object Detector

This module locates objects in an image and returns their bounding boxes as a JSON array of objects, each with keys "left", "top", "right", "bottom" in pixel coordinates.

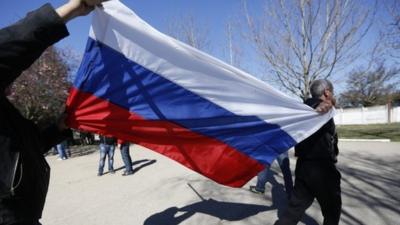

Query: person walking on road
[
  {"left": 274, "top": 79, "right": 341, "bottom": 225},
  {"left": 250, "top": 151, "right": 293, "bottom": 199}
]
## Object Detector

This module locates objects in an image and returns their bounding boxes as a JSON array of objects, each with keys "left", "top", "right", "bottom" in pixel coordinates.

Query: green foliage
[{"left": 337, "top": 123, "right": 400, "bottom": 142}]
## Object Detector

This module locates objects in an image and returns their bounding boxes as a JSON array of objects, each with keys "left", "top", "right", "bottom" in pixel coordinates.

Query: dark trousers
[
  {"left": 280, "top": 157, "right": 294, "bottom": 197},
  {"left": 275, "top": 160, "right": 341, "bottom": 225},
  {"left": 120, "top": 144, "right": 133, "bottom": 172}
]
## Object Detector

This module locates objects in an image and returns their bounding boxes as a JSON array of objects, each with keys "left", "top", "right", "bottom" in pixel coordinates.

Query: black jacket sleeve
[
  {"left": 0, "top": 3, "right": 69, "bottom": 92},
  {"left": 295, "top": 98, "right": 339, "bottom": 162},
  {"left": 39, "top": 125, "right": 72, "bottom": 154},
  {"left": 333, "top": 132, "right": 339, "bottom": 156}
]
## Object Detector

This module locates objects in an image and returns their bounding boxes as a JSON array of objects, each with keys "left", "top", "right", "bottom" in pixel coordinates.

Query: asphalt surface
[{"left": 41, "top": 141, "right": 400, "bottom": 225}]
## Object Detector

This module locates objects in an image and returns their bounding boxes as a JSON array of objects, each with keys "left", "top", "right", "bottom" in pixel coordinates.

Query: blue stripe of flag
[{"left": 74, "top": 38, "right": 296, "bottom": 164}]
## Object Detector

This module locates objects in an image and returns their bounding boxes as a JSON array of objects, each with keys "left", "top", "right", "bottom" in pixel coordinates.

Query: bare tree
[
  {"left": 224, "top": 21, "right": 243, "bottom": 67},
  {"left": 382, "top": 0, "right": 400, "bottom": 61},
  {"left": 166, "top": 14, "right": 211, "bottom": 52},
  {"left": 243, "top": 0, "right": 376, "bottom": 100},
  {"left": 338, "top": 64, "right": 400, "bottom": 107},
  {"left": 61, "top": 47, "right": 83, "bottom": 81},
  {"left": 8, "top": 46, "right": 71, "bottom": 128}
]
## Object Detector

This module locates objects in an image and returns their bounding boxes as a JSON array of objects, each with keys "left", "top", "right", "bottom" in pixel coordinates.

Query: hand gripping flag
[{"left": 66, "top": 0, "right": 334, "bottom": 187}]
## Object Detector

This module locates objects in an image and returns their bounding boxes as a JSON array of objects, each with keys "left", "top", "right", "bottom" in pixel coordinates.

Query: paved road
[{"left": 41, "top": 141, "right": 400, "bottom": 225}]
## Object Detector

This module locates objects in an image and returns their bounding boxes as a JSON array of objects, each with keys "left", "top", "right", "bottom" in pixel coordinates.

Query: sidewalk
[{"left": 41, "top": 142, "right": 400, "bottom": 225}]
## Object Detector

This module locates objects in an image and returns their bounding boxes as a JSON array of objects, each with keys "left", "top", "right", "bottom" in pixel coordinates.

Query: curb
[{"left": 339, "top": 138, "right": 391, "bottom": 142}]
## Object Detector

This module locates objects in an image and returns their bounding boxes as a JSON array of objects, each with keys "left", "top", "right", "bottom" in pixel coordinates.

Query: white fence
[{"left": 334, "top": 105, "right": 400, "bottom": 125}]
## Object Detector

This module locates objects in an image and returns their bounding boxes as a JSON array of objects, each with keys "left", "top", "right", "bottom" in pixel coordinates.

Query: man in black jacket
[
  {"left": 0, "top": 1, "right": 106, "bottom": 224},
  {"left": 274, "top": 79, "right": 341, "bottom": 225}
]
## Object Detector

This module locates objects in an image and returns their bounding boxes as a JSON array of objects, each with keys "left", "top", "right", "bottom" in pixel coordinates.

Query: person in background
[
  {"left": 249, "top": 151, "right": 293, "bottom": 199},
  {"left": 56, "top": 140, "right": 69, "bottom": 160},
  {"left": 0, "top": 0, "right": 107, "bottom": 224},
  {"left": 98, "top": 135, "right": 117, "bottom": 176},
  {"left": 118, "top": 140, "right": 134, "bottom": 176}
]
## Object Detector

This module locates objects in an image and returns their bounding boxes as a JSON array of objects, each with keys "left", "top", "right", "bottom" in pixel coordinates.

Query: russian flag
[{"left": 66, "top": 0, "right": 334, "bottom": 187}]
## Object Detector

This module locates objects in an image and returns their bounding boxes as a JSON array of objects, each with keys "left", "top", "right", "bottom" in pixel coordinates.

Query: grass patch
[{"left": 337, "top": 123, "right": 400, "bottom": 142}]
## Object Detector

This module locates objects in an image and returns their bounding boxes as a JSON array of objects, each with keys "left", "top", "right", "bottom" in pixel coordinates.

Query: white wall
[
  {"left": 334, "top": 105, "right": 400, "bottom": 125},
  {"left": 392, "top": 107, "right": 400, "bottom": 123}
]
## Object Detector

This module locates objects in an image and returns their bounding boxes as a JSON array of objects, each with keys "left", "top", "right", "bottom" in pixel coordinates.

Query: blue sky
[
  {"left": 0, "top": 0, "right": 265, "bottom": 80},
  {"left": 0, "top": 0, "right": 394, "bottom": 95},
  {"left": 0, "top": 0, "right": 251, "bottom": 54}
]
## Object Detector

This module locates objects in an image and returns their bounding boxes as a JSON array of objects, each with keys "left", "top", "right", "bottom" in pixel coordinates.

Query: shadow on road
[
  {"left": 144, "top": 168, "right": 320, "bottom": 225},
  {"left": 266, "top": 170, "right": 318, "bottom": 225},
  {"left": 143, "top": 199, "right": 271, "bottom": 225},
  {"left": 338, "top": 152, "right": 400, "bottom": 225},
  {"left": 132, "top": 159, "right": 157, "bottom": 174},
  {"left": 263, "top": 151, "right": 400, "bottom": 225},
  {"left": 107, "top": 159, "right": 157, "bottom": 174}
]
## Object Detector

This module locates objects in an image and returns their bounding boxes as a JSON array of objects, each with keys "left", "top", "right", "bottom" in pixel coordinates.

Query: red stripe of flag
[{"left": 66, "top": 87, "right": 264, "bottom": 187}]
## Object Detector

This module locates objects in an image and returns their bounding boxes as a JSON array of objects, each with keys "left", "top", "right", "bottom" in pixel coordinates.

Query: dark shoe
[
  {"left": 249, "top": 185, "right": 265, "bottom": 194},
  {"left": 122, "top": 171, "right": 134, "bottom": 176},
  {"left": 97, "top": 172, "right": 103, "bottom": 176}
]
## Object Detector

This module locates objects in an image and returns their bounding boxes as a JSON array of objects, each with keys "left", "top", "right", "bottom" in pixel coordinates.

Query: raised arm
[
  {"left": 0, "top": 4, "right": 68, "bottom": 92},
  {"left": 56, "top": 0, "right": 107, "bottom": 23}
]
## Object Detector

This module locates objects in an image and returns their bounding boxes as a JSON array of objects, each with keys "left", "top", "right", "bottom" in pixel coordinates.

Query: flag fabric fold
[{"left": 66, "top": 0, "right": 334, "bottom": 187}]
